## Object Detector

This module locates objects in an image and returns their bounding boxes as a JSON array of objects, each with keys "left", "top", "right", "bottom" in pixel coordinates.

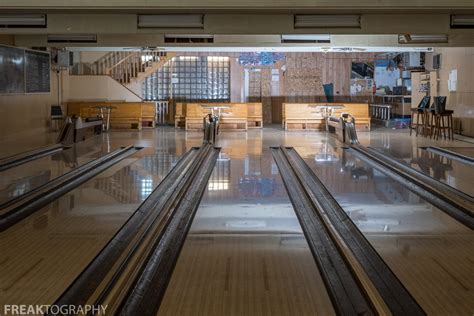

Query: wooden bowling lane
[
  {"left": 0, "top": 206, "right": 128, "bottom": 307},
  {"left": 0, "top": 142, "right": 122, "bottom": 206},
  {"left": 368, "top": 233, "right": 474, "bottom": 315},
  {"left": 159, "top": 144, "right": 336, "bottom": 316},
  {"left": 0, "top": 146, "right": 184, "bottom": 308},
  {"left": 296, "top": 144, "right": 474, "bottom": 315},
  {"left": 159, "top": 234, "right": 336, "bottom": 316}
]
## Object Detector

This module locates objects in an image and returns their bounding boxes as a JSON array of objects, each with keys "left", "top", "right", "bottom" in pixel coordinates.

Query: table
[
  {"left": 91, "top": 105, "right": 117, "bottom": 132},
  {"left": 313, "top": 105, "right": 345, "bottom": 132}
]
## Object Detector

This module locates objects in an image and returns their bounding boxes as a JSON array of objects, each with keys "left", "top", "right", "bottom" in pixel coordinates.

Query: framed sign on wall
[{"left": 0, "top": 45, "right": 51, "bottom": 95}]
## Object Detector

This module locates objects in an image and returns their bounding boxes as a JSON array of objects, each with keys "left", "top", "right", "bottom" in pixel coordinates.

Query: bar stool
[
  {"left": 430, "top": 96, "right": 453, "bottom": 140},
  {"left": 410, "top": 96, "right": 430, "bottom": 136},
  {"left": 421, "top": 96, "right": 442, "bottom": 138}
]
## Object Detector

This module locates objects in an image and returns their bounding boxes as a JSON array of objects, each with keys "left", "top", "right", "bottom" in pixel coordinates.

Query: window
[{"left": 143, "top": 56, "right": 230, "bottom": 101}]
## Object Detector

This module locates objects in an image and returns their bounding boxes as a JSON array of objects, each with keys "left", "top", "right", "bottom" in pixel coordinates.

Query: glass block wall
[{"left": 143, "top": 56, "right": 230, "bottom": 101}]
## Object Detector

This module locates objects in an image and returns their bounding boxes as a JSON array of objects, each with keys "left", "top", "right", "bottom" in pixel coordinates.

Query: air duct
[
  {"left": 294, "top": 15, "right": 361, "bottom": 28},
  {"left": 398, "top": 34, "right": 448, "bottom": 44},
  {"left": 0, "top": 14, "right": 46, "bottom": 28},
  {"left": 451, "top": 15, "right": 474, "bottom": 29},
  {"left": 138, "top": 15, "right": 204, "bottom": 28},
  {"left": 164, "top": 34, "right": 213, "bottom": 43},
  {"left": 281, "top": 34, "right": 331, "bottom": 43},
  {"left": 47, "top": 34, "right": 97, "bottom": 43}
]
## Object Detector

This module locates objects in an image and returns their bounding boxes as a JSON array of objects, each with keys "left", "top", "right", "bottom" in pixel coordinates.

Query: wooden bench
[
  {"left": 330, "top": 103, "right": 371, "bottom": 131},
  {"left": 141, "top": 103, "right": 156, "bottom": 128},
  {"left": 174, "top": 103, "right": 186, "bottom": 128},
  {"left": 183, "top": 103, "right": 249, "bottom": 131},
  {"left": 67, "top": 101, "right": 156, "bottom": 130},
  {"left": 218, "top": 103, "right": 248, "bottom": 131},
  {"left": 246, "top": 102, "right": 263, "bottom": 128},
  {"left": 282, "top": 103, "right": 324, "bottom": 130},
  {"left": 282, "top": 102, "right": 371, "bottom": 131},
  {"left": 184, "top": 103, "right": 210, "bottom": 130}
]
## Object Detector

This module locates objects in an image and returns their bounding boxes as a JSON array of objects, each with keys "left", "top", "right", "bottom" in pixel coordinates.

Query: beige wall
[
  {"left": 0, "top": 71, "right": 143, "bottom": 139},
  {"left": 65, "top": 75, "right": 142, "bottom": 102},
  {"left": 0, "top": 35, "right": 14, "bottom": 46},
  {"left": 427, "top": 48, "right": 474, "bottom": 118},
  {"left": 0, "top": 70, "right": 67, "bottom": 140},
  {"left": 79, "top": 51, "right": 108, "bottom": 64}
]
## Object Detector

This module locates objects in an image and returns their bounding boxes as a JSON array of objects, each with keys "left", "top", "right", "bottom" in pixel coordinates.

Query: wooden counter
[
  {"left": 282, "top": 103, "right": 371, "bottom": 131},
  {"left": 175, "top": 102, "right": 263, "bottom": 131},
  {"left": 67, "top": 102, "right": 155, "bottom": 130}
]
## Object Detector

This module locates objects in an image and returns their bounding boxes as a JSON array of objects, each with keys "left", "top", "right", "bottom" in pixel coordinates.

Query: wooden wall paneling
[{"left": 261, "top": 68, "right": 273, "bottom": 124}]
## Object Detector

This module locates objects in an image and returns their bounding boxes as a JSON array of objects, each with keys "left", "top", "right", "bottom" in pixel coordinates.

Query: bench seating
[
  {"left": 176, "top": 102, "right": 261, "bottom": 130},
  {"left": 282, "top": 103, "right": 324, "bottom": 130},
  {"left": 174, "top": 103, "right": 186, "bottom": 128},
  {"left": 282, "top": 102, "right": 371, "bottom": 131},
  {"left": 67, "top": 102, "right": 156, "bottom": 130},
  {"left": 246, "top": 103, "right": 263, "bottom": 128},
  {"left": 330, "top": 103, "right": 371, "bottom": 131},
  {"left": 179, "top": 103, "right": 250, "bottom": 131}
]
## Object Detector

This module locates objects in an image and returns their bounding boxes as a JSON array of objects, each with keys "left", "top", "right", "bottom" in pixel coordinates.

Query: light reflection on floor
[{"left": 0, "top": 126, "right": 473, "bottom": 315}]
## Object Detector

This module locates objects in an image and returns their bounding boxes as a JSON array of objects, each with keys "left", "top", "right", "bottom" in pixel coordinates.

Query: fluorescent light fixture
[
  {"left": 0, "top": 14, "right": 46, "bottom": 28},
  {"left": 281, "top": 34, "right": 331, "bottom": 43},
  {"left": 294, "top": 15, "right": 361, "bottom": 28},
  {"left": 138, "top": 14, "right": 204, "bottom": 28},
  {"left": 47, "top": 34, "right": 97, "bottom": 43},
  {"left": 398, "top": 34, "right": 448, "bottom": 44},
  {"left": 451, "top": 15, "right": 474, "bottom": 28}
]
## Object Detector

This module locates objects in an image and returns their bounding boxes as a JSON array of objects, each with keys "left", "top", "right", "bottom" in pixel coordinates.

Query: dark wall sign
[
  {"left": 25, "top": 50, "right": 51, "bottom": 93},
  {"left": 0, "top": 45, "right": 25, "bottom": 94},
  {"left": 0, "top": 45, "right": 51, "bottom": 94}
]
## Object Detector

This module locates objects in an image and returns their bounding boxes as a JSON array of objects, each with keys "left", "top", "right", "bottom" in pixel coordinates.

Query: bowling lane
[
  {"left": 0, "top": 129, "right": 191, "bottom": 308},
  {"left": 295, "top": 136, "right": 474, "bottom": 315},
  {"left": 159, "top": 132, "right": 336, "bottom": 316},
  {"left": 370, "top": 146, "right": 474, "bottom": 197},
  {"left": 0, "top": 144, "right": 111, "bottom": 205},
  {"left": 433, "top": 146, "right": 474, "bottom": 158},
  {"left": 0, "top": 132, "right": 57, "bottom": 158}
]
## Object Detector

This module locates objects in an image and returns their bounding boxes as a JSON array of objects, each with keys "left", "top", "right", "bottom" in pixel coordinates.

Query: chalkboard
[
  {"left": 0, "top": 45, "right": 25, "bottom": 94},
  {"left": 25, "top": 50, "right": 51, "bottom": 93}
]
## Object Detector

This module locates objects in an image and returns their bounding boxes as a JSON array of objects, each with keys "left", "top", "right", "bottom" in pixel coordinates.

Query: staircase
[{"left": 91, "top": 51, "right": 176, "bottom": 97}]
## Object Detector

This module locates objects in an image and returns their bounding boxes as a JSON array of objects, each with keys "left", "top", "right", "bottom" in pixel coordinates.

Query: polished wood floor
[
  {"left": 369, "top": 233, "right": 474, "bottom": 315},
  {"left": 159, "top": 234, "right": 335, "bottom": 316},
  {"left": 0, "top": 128, "right": 473, "bottom": 315}
]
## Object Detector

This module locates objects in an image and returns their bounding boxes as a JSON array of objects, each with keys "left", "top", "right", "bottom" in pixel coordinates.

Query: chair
[
  {"left": 410, "top": 96, "right": 430, "bottom": 136},
  {"left": 51, "top": 105, "right": 64, "bottom": 131},
  {"left": 429, "top": 97, "right": 453, "bottom": 140}
]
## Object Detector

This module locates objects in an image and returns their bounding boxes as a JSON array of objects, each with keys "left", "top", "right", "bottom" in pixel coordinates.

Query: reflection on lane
[
  {"left": 372, "top": 146, "right": 474, "bottom": 197},
  {"left": 0, "top": 146, "right": 185, "bottom": 308},
  {"left": 297, "top": 143, "right": 474, "bottom": 315},
  {"left": 160, "top": 149, "right": 336, "bottom": 315},
  {"left": 438, "top": 147, "right": 474, "bottom": 159},
  {"left": 0, "top": 145, "right": 109, "bottom": 205}
]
